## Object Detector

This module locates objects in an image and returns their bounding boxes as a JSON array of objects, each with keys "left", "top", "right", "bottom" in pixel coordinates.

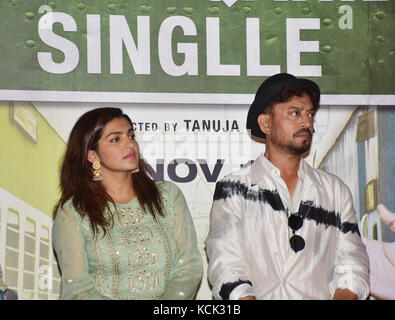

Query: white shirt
[
  {"left": 205, "top": 154, "right": 370, "bottom": 300},
  {"left": 261, "top": 154, "right": 305, "bottom": 215}
]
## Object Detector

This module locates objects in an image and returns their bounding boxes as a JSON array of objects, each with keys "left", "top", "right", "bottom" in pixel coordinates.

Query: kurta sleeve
[
  {"left": 328, "top": 185, "right": 370, "bottom": 300},
  {"left": 160, "top": 183, "right": 203, "bottom": 300},
  {"left": 52, "top": 204, "right": 110, "bottom": 300},
  {"left": 205, "top": 180, "right": 255, "bottom": 300}
]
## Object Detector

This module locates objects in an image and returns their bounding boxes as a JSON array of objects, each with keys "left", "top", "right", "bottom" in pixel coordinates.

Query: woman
[{"left": 52, "top": 107, "right": 203, "bottom": 300}]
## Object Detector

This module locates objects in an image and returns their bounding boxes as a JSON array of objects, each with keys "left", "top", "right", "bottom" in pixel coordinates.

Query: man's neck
[
  {"left": 264, "top": 147, "right": 302, "bottom": 199},
  {"left": 264, "top": 150, "right": 302, "bottom": 177}
]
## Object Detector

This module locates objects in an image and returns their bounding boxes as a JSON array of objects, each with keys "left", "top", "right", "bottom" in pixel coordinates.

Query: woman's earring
[
  {"left": 92, "top": 161, "right": 103, "bottom": 181},
  {"left": 131, "top": 168, "right": 140, "bottom": 173}
]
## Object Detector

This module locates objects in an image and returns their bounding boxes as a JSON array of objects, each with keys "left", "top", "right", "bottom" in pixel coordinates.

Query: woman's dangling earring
[{"left": 92, "top": 161, "right": 103, "bottom": 181}]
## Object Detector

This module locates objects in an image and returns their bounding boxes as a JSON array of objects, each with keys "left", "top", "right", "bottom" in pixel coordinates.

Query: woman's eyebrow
[
  {"left": 104, "top": 127, "right": 134, "bottom": 139},
  {"left": 104, "top": 130, "right": 122, "bottom": 138}
]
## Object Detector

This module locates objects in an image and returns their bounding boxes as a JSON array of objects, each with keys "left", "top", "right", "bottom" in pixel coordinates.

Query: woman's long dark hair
[{"left": 53, "top": 107, "right": 164, "bottom": 237}]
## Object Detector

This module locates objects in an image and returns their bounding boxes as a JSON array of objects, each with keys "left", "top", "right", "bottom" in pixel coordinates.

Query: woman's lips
[{"left": 124, "top": 152, "right": 136, "bottom": 159}]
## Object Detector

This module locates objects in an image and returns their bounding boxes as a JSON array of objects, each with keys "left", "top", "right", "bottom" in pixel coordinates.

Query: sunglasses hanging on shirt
[{"left": 288, "top": 214, "right": 305, "bottom": 253}]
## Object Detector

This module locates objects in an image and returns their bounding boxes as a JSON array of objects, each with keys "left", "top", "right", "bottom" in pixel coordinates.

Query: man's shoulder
[
  {"left": 305, "top": 163, "right": 349, "bottom": 191},
  {"left": 213, "top": 160, "right": 271, "bottom": 202},
  {"left": 216, "top": 165, "right": 253, "bottom": 186}
]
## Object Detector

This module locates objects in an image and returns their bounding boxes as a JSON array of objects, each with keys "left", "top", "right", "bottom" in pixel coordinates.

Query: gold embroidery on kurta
[
  {"left": 129, "top": 271, "right": 160, "bottom": 292},
  {"left": 120, "top": 226, "right": 154, "bottom": 246}
]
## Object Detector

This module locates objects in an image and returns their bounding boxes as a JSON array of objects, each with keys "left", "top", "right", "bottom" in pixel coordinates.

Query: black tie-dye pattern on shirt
[
  {"left": 219, "top": 279, "right": 253, "bottom": 300},
  {"left": 297, "top": 201, "right": 360, "bottom": 235},
  {"left": 213, "top": 180, "right": 360, "bottom": 235},
  {"left": 213, "top": 180, "right": 284, "bottom": 211}
]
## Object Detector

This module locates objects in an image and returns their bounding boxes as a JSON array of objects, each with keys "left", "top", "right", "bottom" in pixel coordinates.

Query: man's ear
[
  {"left": 257, "top": 113, "right": 272, "bottom": 136},
  {"left": 87, "top": 150, "right": 100, "bottom": 164}
]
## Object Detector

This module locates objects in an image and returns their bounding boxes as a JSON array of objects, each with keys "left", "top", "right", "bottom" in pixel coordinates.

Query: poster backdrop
[
  {"left": 0, "top": 0, "right": 394, "bottom": 103},
  {"left": 0, "top": 0, "right": 394, "bottom": 300}
]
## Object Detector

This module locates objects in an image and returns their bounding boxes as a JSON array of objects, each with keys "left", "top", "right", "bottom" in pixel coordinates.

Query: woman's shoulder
[
  {"left": 54, "top": 198, "right": 83, "bottom": 222},
  {"left": 154, "top": 180, "right": 184, "bottom": 201},
  {"left": 155, "top": 180, "right": 178, "bottom": 192}
]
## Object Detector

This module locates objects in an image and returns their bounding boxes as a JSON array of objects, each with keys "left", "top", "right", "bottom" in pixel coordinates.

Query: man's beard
[
  {"left": 287, "top": 141, "right": 311, "bottom": 155},
  {"left": 287, "top": 128, "right": 313, "bottom": 155},
  {"left": 272, "top": 128, "right": 313, "bottom": 156}
]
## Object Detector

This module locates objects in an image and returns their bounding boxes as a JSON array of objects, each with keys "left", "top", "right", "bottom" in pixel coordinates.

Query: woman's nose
[{"left": 125, "top": 139, "right": 134, "bottom": 149}]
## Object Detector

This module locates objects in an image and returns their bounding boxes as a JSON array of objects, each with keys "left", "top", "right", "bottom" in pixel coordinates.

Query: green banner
[{"left": 0, "top": 0, "right": 394, "bottom": 102}]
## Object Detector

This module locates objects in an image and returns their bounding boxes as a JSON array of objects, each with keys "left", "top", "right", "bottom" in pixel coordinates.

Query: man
[{"left": 205, "top": 73, "right": 370, "bottom": 300}]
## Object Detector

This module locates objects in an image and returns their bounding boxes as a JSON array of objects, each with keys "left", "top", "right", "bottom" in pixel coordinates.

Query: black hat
[{"left": 246, "top": 73, "right": 320, "bottom": 139}]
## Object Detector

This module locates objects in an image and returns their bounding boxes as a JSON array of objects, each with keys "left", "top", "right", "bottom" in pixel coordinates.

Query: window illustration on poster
[{"left": 0, "top": 0, "right": 394, "bottom": 300}]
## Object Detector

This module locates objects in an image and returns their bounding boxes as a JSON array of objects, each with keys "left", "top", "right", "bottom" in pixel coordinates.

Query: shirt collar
[
  {"left": 258, "top": 153, "right": 305, "bottom": 181},
  {"left": 249, "top": 153, "right": 322, "bottom": 199},
  {"left": 259, "top": 154, "right": 281, "bottom": 177}
]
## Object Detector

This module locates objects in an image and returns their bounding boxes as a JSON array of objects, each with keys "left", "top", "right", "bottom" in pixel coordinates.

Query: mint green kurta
[{"left": 52, "top": 181, "right": 203, "bottom": 300}]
